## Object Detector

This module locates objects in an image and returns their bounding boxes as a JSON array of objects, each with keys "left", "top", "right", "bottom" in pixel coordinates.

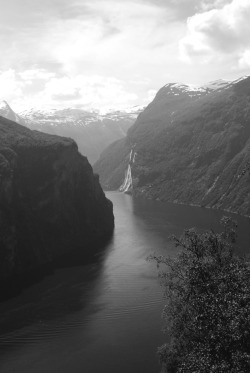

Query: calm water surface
[{"left": 0, "top": 192, "right": 250, "bottom": 373}]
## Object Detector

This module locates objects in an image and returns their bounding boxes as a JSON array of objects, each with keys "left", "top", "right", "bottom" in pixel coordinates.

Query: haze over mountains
[
  {"left": 0, "top": 101, "right": 143, "bottom": 164},
  {"left": 94, "top": 75, "right": 250, "bottom": 216}
]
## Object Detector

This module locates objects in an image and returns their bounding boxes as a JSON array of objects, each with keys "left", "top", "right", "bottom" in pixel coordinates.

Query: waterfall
[
  {"left": 129, "top": 149, "right": 133, "bottom": 161},
  {"left": 132, "top": 151, "right": 136, "bottom": 163},
  {"left": 119, "top": 149, "right": 134, "bottom": 193},
  {"left": 119, "top": 164, "right": 132, "bottom": 193}
]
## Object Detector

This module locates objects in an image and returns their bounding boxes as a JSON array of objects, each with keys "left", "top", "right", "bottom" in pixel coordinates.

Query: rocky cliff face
[
  {"left": 0, "top": 116, "right": 114, "bottom": 299},
  {"left": 94, "top": 76, "right": 250, "bottom": 216}
]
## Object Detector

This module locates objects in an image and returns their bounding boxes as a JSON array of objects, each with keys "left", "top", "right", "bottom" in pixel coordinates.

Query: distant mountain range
[
  {"left": 0, "top": 102, "right": 143, "bottom": 164},
  {"left": 94, "top": 76, "right": 250, "bottom": 216}
]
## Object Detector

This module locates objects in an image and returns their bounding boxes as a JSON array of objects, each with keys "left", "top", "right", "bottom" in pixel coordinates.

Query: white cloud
[
  {"left": 0, "top": 0, "right": 187, "bottom": 110},
  {"left": 5, "top": 71, "right": 138, "bottom": 112},
  {"left": 199, "top": 0, "right": 230, "bottom": 11},
  {"left": 19, "top": 69, "right": 56, "bottom": 81},
  {"left": 2, "top": 0, "right": 248, "bottom": 109},
  {"left": 239, "top": 50, "right": 250, "bottom": 69},
  {"left": 180, "top": 0, "right": 250, "bottom": 69},
  {"left": 0, "top": 69, "right": 23, "bottom": 100},
  {"left": 43, "top": 75, "right": 138, "bottom": 109},
  {"left": 26, "top": 0, "right": 184, "bottom": 85},
  {"left": 147, "top": 89, "right": 157, "bottom": 102}
]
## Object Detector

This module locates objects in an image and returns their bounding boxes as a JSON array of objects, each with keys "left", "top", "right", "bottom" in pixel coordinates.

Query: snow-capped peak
[
  {"left": 163, "top": 82, "right": 207, "bottom": 94},
  {"left": 232, "top": 75, "right": 250, "bottom": 84},
  {"left": 202, "top": 79, "right": 230, "bottom": 90},
  {"left": 0, "top": 100, "right": 23, "bottom": 124},
  {"left": 201, "top": 75, "right": 250, "bottom": 91},
  {"left": 0, "top": 100, "right": 11, "bottom": 110},
  {"left": 173, "top": 83, "right": 206, "bottom": 92},
  {"left": 19, "top": 107, "right": 57, "bottom": 117},
  {"left": 162, "top": 75, "right": 250, "bottom": 99}
]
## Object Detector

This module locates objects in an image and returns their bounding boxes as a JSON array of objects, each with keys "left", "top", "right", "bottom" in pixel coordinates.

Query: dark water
[{"left": 1, "top": 192, "right": 250, "bottom": 373}]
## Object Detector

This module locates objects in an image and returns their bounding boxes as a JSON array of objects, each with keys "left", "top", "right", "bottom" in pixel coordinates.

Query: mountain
[
  {"left": 16, "top": 106, "right": 143, "bottom": 164},
  {"left": 94, "top": 76, "right": 250, "bottom": 216},
  {"left": 0, "top": 101, "right": 25, "bottom": 125},
  {"left": 0, "top": 116, "right": 114, "bottom": 299}
]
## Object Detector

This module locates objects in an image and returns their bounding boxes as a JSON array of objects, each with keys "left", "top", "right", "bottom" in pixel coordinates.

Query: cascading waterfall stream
[
  {"left": 119, "top": 148, "right": 136, "bottom": 193},
  {"left": 119, "top": 164, "right": 132, "bottom": 193}
]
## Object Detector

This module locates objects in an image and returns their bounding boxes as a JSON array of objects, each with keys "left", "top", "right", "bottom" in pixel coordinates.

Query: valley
[
  {"left": 0, "top": 101, "right": 143, "bottom": 164},
  {"left": 1, "top": 74, "right": 250, "bottom": 372},
  {"left": 2, "top": 1, "right": 250, "bottom": 371},
  {"left": 1, "top": 192, "right": 250, "bottom": 373}
]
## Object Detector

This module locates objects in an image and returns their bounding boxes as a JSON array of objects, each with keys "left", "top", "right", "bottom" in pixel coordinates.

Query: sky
[{"left": 0, "top": 0, "right": 250, "bottom": 112}]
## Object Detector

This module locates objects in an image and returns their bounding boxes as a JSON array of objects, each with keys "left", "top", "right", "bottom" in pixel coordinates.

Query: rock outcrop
[
  {"left": 0, "top": 116, "right": 114, "bottom": 299},
  {"left": 94, "top": 76, "right": 250, "bottom": 216}
]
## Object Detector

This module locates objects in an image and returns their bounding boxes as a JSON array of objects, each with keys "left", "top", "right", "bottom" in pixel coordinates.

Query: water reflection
[
  {"left": 0, "top": 192, "right": 250, "bottom": 373},
  {"left": 131, "top": 195, "right": 250, "bottom": 254}
]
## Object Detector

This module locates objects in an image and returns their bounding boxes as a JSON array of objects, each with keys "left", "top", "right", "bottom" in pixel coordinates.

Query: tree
[{"left": 149, "top": 217, "right": 250, "bottom": 372}]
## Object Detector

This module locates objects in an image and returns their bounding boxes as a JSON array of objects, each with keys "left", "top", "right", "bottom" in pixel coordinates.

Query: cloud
[
  {"left": 144, "top": 0, "right": 231, "bottom": 19},
  {"left": 4, "top": 70, "right": 138, "bottom": 112},
  {"left": 2, "top": 0, "right": 247, "bottom": 110},
  {"left": 43, "top": 75, "right": 138, "bottom": 109},
  {"left": 147, "top": 89, "right": 157, "bottom": 102},
  {"left": 0, "top": 0, "right": 181, "bottom": 81},
  {"left": 180, "top": 0, "right": 250, "bottom": 69},
  {"left": 10, "top": 0, "right": 183, "bottom": 91},
  {"left": 239, "top": 50, "right": 250, "bottom": 69},
  {"left": 19, "top": 69, "right": 56, "bottom": 81},
  {"left": 0, "top": 0, "right": 192, "bottom": 107},
  {"left": 49, "top": 1, "right": 173, "bottom": 69},
  {"left": 199, "top": 0, "right": 231, "bottom": 11},
  {"left": 45, "top": 75, "right": 128, "bottom": 100},
  {"left": 0, "top": 69, "right": 23, "bottom": 99}
]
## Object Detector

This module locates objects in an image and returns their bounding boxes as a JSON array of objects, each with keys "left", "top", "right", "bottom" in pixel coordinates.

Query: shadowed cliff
[{"left": 0, "top": 116, "right": 114, "bottom": 299}]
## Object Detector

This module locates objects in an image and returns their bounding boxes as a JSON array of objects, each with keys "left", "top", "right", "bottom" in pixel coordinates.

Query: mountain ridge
[
  {"left": 94, "top": 75, "right": 250, "bottom": 216},
  {"left": 0, "top": 100, "right": 25, "bottom": 125},
  {"left": 0, "top": 103, "right": 143, "bottom": 164}
]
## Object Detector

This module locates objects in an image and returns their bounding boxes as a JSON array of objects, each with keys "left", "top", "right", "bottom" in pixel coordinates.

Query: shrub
[{"left": 149, "top": 217, "right": 250, "bottom": 372}]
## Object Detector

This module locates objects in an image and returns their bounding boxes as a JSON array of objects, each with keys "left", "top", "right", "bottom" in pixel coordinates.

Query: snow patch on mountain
[
  {"left": 162, "top": 76, "right": 250, "bottom": 98},
  {"left": 0, "top": 100, "right": 8, "bottom": 110},
  {"left": 18, "top": 106, "right": 144, "bottom": 128},
  {"left": 203, "top": 79, "right": 229, "bottom": 90},
  {"left": 0, "top": 100, "right": 23, "bottom": 124}
]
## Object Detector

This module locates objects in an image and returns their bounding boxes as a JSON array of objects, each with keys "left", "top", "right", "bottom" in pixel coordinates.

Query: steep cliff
[
  {"left": 0, "top": 116, "right": 114, "bottom": 299},
  {"left": 0, "top": 101, "right": 24, "bottom": 125},
  {"left": 94, "top": 76, "right": 250, "bottom": 216}
]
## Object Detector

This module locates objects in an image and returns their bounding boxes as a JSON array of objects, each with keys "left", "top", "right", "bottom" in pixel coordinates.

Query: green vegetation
[{"left": 149, "top": 217, "right": 250, "bottom": 372}]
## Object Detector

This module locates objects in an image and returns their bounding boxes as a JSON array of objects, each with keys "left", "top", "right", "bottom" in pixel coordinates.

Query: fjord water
[{"left": 0, "top": 192, "right": 250, "bottom": 373}]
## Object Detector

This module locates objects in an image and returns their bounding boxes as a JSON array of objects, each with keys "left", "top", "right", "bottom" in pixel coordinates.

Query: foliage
[{"left": 149, "top": 217, "right": 250, "bottom": 372}]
